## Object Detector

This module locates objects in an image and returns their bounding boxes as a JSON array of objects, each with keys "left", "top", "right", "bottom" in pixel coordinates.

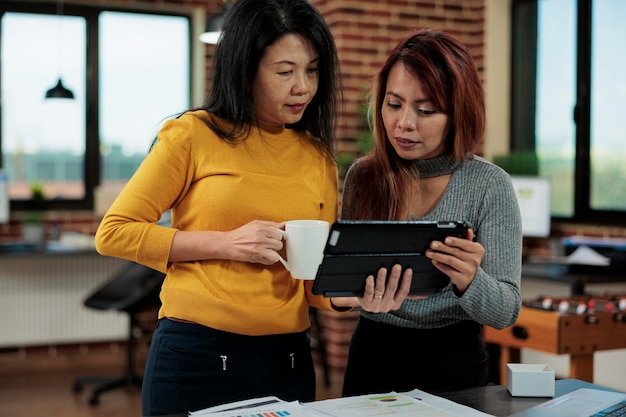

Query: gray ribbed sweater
[{"left": 341, "top": 154, "right": 522, "bottom": 330}]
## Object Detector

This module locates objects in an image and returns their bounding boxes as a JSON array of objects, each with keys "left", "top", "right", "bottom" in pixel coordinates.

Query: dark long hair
[
  {"left": 202, "top": 0, "right": 341, "bottom": 153},
  {"left": 349, "top": 29, "right": 485, "bottom": 220}
]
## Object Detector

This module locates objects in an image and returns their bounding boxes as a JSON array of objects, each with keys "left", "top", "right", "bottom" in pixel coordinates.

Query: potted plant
[{"left": 22, "top": 182, "right": 46, "bottom": 244}]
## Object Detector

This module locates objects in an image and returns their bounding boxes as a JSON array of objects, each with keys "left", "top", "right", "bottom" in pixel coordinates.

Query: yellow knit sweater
[{"left": 95, "top": 111, "right": 338, "bottom": 335}]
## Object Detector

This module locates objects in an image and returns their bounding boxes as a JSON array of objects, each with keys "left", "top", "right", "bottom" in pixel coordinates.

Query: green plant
[
  {"left": 23, "top": 182, "right": 46, "bottom": 223},
  {"left": 30, "top": 182, "right": 45, "bottom": 202},
  {"left": 336, "top": 96, "right": 374, "bottom": 177},
  {"left": 336, "top": 152, "right": 356, "bottom": 177},
  {"left": 492, "top": 151, "right": 539, "bottom": 176}
]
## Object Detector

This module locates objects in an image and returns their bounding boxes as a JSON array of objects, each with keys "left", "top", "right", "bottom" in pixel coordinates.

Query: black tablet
[{"left": 312, "top": 220, "right": 472, "bottom": 297}]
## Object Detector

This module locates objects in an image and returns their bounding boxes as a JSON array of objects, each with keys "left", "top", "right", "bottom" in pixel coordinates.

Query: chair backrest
[{"left": 84, "top": 262, "right": 165, "bottom": 313}]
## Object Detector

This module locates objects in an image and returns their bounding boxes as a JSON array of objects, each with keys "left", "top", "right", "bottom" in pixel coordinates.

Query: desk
[
  {"left": 432, "top": 379, "right": 619, "bottom": 417},
  {"left": 522, "top": 262, "right": 626, "bottom": 296},
  {"left": 153, "top": 379, "right": 619, "bottom": 417}
]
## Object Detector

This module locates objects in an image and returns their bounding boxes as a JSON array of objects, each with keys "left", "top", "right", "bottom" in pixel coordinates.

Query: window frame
[
  {"left": 0, "top": 1, "right": 194, "bottom": 212},
  {"left": 511, "top": 0, "right": 624, "bottom": 226}
]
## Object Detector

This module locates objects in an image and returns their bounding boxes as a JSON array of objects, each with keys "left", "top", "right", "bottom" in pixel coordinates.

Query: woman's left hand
[
  {"left": 331, "top": 264, "right": 413, "bottom": 313},
  {"left": 425, "top": 228, "right": 484, "bottom": 294}
]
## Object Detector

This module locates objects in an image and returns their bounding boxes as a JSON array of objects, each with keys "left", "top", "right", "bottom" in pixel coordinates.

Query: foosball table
[{"left": 483, "top": 295, "right": 626, "bottom": 383}]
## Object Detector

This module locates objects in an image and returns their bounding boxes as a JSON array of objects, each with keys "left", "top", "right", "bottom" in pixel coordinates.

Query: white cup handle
[
  {"left": 278, "top": 256, "right": 290, "bottom": 271},
  {"left": 278, "top": 229, "right": 289, "bottom": 271}
]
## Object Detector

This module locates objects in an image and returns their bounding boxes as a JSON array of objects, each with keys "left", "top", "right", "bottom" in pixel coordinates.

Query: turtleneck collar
[{"left": 410, "top": 153, "right": 471, "bottom": 178}]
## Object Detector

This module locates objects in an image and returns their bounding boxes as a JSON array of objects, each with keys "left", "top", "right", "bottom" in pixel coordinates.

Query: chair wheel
[
  {"left": 72, "top": 382, "right": 83, "bottom": 393},
  {"left": 89, "top": 395, "right": 100, "bottom": 406}
]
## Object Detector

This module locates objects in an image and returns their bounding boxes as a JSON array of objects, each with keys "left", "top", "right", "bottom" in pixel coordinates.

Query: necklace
[{"left": 409, "top": 153, "right": 469, "bottom": 178}]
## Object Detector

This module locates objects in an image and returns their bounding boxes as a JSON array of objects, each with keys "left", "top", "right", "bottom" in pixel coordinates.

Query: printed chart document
[
  {"left": 306, "top": 391, "right": 494, "bottom": 417},
  {"left": 188, "top": 396, "right": 300, "bottom": 416},
  {"left": 189, "top": 392, "right": 494, "bottom": 417},
  {"left": 189, "top": 396, "right": 324, "bottom": 417},
  {"left": 402, "top": 389, "right": 495, "bottom": 417}
]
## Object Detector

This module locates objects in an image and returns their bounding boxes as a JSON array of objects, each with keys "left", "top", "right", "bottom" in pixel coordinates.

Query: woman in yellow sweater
[{"left": 95, "top": 0, "right": 412, "bottom": 415}]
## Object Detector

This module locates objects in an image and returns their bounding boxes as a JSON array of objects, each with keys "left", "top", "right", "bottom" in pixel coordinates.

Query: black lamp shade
[
  {"left": 45, "top": 78, "right": 74, "bottom": 99},
  {"left": 199, "top": 1, "right": 234, "bottom": 44}
]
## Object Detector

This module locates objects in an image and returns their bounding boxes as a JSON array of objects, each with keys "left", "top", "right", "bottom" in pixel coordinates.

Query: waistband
[{"left": 158, "top": 317, "right": 308, "bottom": 346}]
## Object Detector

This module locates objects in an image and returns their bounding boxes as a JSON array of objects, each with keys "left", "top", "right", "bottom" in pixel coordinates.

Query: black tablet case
[{"left": 312, "top": 220, "right": 471, "bottom": 297}]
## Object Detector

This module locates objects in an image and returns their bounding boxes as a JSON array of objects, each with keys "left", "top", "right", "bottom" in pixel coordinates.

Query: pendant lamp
[
  {"left": 45, "top": 0, "right": 74, "bottom": 100},
  {"left": 46, "top": 78, "right": 74, "bottom": 99},
  {"left": 199, "top": 0, "right": 234, "bottom": 44}
]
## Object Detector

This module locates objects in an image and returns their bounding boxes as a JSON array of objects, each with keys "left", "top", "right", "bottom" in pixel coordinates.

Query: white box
[{"left": 506, "top": 363, "right": 555, "bottom": 397}]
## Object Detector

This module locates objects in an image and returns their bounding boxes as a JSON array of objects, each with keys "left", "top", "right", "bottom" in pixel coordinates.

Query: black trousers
[
  {"left": 342, "top": 316, "right": 487, "bottom": 397},
  {"left": 142, "top": 318, "right": 315, "bottom": 416}
]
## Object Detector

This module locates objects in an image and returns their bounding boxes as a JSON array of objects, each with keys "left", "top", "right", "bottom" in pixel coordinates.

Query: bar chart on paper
[{"left": 188, "top": 397, "right": 308, "bottom": 417}]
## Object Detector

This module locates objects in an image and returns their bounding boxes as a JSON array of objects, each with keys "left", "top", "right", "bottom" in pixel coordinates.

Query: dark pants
[
  {"left": 342, "top": 317, "right": 487, "bottom": 396},
  {"left": 142, "top": 318, "right": 315, "bottom": 416}
]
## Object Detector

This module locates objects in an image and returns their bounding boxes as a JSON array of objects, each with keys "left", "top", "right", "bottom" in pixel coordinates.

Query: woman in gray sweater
[{"left": 341, "top": 29, "right": 523, "bottom": 395}]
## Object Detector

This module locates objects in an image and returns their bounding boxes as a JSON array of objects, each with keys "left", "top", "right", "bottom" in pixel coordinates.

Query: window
[
  {"left": 2, "top": 11, "right": 86, "bottom": 202},
  {"left": 99, "top": 11, "right": 189, "bottom": 187},
  {"left": 511, "top": 0, "right": 626, "bottom": 224},
  {"left": 0, "top": 2, "right": 191, "bottom": 211},
  {"left": 589, "top": 1, "right": 626, "bottom": 213}
]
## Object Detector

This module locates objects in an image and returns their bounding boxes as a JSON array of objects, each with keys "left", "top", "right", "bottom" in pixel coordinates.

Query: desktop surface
[
  {"left": 151, "top": 379, "right": 619, "bottom": 417},
  {"left": 431, "top": 379, "right": 620, "bottom": 417}
]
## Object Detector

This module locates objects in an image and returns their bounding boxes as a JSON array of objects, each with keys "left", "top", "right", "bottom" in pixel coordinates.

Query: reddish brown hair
[{"left": 347, "top": 29, "right": 485, "bottom": 220}]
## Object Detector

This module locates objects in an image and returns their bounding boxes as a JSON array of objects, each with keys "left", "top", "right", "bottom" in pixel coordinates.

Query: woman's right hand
[
  {"left": 169, "top": 220, "right": 284, "bottom": 264},
  {"left": 222, "top": 220, "right": 285, "bottom": 265}
]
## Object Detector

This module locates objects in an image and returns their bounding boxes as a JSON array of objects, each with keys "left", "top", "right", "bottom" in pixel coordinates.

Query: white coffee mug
[{"left": 278, "top": 220, "right": 330, "bottom": 280}]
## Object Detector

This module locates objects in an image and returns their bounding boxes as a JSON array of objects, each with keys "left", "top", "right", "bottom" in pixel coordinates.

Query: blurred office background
[{"left": 1, "top": 0, "right": 625, "bottom": 416}]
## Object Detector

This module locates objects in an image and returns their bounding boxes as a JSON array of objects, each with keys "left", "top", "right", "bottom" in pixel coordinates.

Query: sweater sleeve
[
  {"left": 457, "top": 169, "right": 523, "bottom": 329},
  {"left": 95, "top": 116, "right": 194, "bottom": 273}
]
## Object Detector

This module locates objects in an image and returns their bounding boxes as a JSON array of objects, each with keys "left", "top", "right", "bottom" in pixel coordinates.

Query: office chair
[{"left": 72, "top": 262, "right": 165, "bottom": 406}]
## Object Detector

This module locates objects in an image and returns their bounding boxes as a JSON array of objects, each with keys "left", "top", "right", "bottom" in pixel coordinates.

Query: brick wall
[{"left": 0, "top": 211, "right": 101, "bottom": 243}]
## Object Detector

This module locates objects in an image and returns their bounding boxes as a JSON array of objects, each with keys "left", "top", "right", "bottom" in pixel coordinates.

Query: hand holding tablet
[{"left": 312, "top": 220, "right": 472, "bottom": 297}]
